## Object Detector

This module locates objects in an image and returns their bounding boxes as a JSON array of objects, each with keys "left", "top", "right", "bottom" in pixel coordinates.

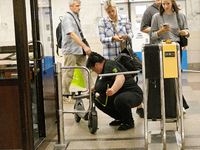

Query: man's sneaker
[
  {"left": 118, "top": 123, "right": 134, "bottom": 131},
  {"left": 136, "top": 108, "right": 144, "bottom": 118},
  {"left": 109, "top": 120, "right": 122, "bottom": 126}
]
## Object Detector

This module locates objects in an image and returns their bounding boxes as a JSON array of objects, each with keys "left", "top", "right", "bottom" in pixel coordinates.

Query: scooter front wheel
[{"left": 88, "top": 110, "right": 98, "bottom": 134}]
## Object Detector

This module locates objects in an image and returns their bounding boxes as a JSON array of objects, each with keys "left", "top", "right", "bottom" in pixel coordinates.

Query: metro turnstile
[{"left": 142, "top": 42, "right": 184, "bottom": 150}]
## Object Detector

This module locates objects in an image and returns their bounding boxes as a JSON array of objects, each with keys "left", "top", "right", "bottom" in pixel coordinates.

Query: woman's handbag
[{"left": 179, "top": 35, "right": 188, "bottom": 47}]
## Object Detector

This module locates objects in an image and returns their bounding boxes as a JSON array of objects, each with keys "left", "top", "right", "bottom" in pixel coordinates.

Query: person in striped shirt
[{"left": 98, "top": 0, "right": 133, "bottom": 61}]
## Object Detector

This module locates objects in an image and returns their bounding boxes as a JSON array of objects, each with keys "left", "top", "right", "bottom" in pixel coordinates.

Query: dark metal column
[{"left": 12, "top": 0, "right": 34, "bottom": 149}]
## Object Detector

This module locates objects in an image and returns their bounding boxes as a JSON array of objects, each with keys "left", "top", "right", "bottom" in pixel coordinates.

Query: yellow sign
[{"left": 162, "top": 42, "right": 178, "bottom": 78}]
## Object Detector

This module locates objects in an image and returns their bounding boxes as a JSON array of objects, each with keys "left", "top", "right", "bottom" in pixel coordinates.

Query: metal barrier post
[
  {"left": 177, "top": 44, "right": 185, "bottom": 150},
  {"left": 54, "top": 63, "right": 68, "bottom": 150},
  {"left": 142, "top": 46, "right": 148, "bottom": 150},
  {"left": 159, "top": 44, "right": 166, "bottom": 150}
]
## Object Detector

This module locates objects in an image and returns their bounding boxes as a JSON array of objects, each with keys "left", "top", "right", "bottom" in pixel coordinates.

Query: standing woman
[
  {"left": 98, "top": 0, "right": 133, "bottom": 60},
  {"left": 150, "top": 0, "right": 189, "bottom": 111},
  {"left": 150, "top": 0, "right": 190, "bottom": 58}
]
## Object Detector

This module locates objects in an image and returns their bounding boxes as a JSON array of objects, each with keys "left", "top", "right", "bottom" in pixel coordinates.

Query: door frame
[{"left": 13, "top": 0, "right": 34, "bottom": 149}]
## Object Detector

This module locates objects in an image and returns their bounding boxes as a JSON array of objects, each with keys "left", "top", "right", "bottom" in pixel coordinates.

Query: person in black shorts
[{"left": 86, "top": 52, "right": 143, "bottom": 131}]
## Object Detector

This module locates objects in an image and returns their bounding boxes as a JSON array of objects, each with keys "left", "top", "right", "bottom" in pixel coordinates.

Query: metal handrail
[
  {"left": 61, "top": 66, "right": 92, "bottom": 111},
  {"left": 182, "top": 69, "right": 200, "bottom": 73},
  {"left": 98, "top": 70, "right": 141, "bottom": 77}
]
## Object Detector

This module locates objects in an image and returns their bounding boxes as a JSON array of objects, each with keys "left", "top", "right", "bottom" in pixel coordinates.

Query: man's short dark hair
[{"left": 86, "top": 52, "right": 105, "bottom": 69}]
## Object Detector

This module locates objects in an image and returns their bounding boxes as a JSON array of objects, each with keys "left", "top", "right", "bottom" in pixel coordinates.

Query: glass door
[
  {"left": 37, "top": 0, "right": 57, "bottom": 142},
  {"left": 27, "top": 0, "right": 56, "bottom": 148}
]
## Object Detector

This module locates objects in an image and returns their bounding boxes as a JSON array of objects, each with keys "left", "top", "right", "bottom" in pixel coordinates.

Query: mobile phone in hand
[{"left": 163, "top": 23, "right": 169, "bottom": 27}]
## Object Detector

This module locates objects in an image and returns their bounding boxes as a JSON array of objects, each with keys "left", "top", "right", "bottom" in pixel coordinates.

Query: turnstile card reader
[{"left": 162, "top": 42, "right": 178, "bottom": 79}]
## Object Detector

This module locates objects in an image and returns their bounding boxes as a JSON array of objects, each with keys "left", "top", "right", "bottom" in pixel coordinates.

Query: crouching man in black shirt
[{"left": 86, "top": 52, "right": 143, "bottom": 131}]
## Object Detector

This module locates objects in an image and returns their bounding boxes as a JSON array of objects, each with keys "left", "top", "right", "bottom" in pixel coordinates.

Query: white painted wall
[{"left": 51, "top": 0, "right": 101, "bottom": 38}]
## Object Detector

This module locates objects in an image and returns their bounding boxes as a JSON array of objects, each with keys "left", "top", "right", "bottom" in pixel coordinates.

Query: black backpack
[
  {"left": 56, "top": 16, "right": 62, "bottom": 56},
  {"left": 114, "top": 49, "right": 142, "bottom": 78}
]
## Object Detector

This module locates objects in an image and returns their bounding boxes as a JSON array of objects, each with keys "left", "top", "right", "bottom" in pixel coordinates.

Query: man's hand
[
  {"left": 106, "top": 88, "right": 115, "bottom": 96},
  {"left": 83, "top": 45, "right": 92, "bottom": 55},
  {"left": 69, "top": 32, "right": 92, "bottom": 55},
  {"left": 86, "top": 86, "right": 94, "bottom": 94}
]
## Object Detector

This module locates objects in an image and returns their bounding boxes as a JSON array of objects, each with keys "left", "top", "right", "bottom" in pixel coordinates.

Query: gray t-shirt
[
  {"left": 140, "top": 3, "right": 159, "bottom": 31},
  {"left": 150, "top": 12, "right": 189, "bottom": 44},
  {"left": 62, "top": 10, "right": 83, "bottom": 55}
]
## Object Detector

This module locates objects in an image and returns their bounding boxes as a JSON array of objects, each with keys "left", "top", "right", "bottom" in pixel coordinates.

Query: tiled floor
[{"left": 38, "top": 72, "right": 200, "bottom": 150}]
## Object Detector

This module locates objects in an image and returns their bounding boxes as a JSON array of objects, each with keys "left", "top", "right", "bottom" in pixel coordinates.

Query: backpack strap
[
  {"left": 67, "top": 12, "right": 85, "bottom": 39},
  {"left": 151, "top": 3, "right": 159, "bottom": 10}
]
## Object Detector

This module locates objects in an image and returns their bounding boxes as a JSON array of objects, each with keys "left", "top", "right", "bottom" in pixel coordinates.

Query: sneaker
[
  {"left": 118, "top": 123, "right": 134, "bottom": 131},
  {"left": 63, "top": 97, "right": 75, "bottom": 104},
  {"left": 183, "top": 107, "right": 186, "bottom": 115},
  {"left": 109, "top": 120, "right": 122, "bottom": 126},
  {"left": 136, "top": 108, "right": 144, "bottom": 118}
]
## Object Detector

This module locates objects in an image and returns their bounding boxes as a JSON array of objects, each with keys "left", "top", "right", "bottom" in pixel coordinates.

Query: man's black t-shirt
[{"left": 95, "top": 60, "right": 143, "bottom": 105}]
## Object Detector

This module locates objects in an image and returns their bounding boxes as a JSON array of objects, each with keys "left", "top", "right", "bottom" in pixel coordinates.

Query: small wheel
[
  {"left": 88, "top": 111, "right": 98, "bottom": 134},
  {"left": 74, "top": 113, "right": 81, "bottom": 122}
]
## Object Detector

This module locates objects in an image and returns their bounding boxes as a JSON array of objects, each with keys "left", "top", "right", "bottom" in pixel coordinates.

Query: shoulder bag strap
[
  {"left": 109, "top": 19, "right": 119, "bottom": 36},
  {"left": 67, "top": 12, "right": 84, "bottom": 39},
  {"left": 176, "top": 13, "right": 182, "bottom": 30}
]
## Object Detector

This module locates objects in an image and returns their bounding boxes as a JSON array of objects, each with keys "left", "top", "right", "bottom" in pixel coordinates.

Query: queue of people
[{"left": 60, "top": 0, "right": 190, "bottom": 131}]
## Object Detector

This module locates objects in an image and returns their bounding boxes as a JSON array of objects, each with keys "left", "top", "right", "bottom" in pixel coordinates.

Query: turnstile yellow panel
[{"left": 162, "top": 42, "right": 178, "bottom": 78}]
